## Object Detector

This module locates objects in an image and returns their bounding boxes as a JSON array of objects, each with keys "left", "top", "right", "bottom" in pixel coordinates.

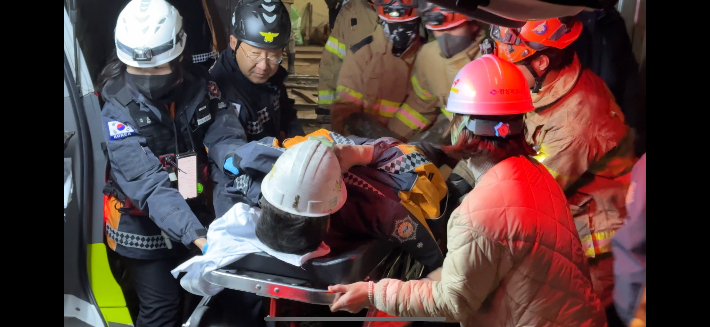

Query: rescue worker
[
  {"left": 208, "top": 0, "right": 305, "bottom": 217},
  {"left": 212, "top": 129, "right": 449, "bottom": 273},
  {"left": 330, "top": 0, "right": 424, "bottom": 136},
  {"left": 316, "top": 0, "right": 378, "bottom": 114},
  {"left": 282, "top": 0, "right": 297, "bottom": 74},
  {"left": 388, "top": 1, "right": 485, "bottom": 142},
  {"left": 490, "top": 17, "right": 636, "bottom": 318},
  {"left": 328, "top": 55, "right": 607, "bottom": 327},
  {"left": 94, "top": 0, "right": 254, "bottom": 325}
]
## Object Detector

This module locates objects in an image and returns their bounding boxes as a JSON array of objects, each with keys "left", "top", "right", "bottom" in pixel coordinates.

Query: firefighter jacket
[
  {"left": 526, "top": 54, "right": 636, "bottom": 259},
  {"left": 317, "top": 0, "right": 379, "bottom": 109},
  {"left": 387, "top": 32, "right": 485, "bottom": 141},
  {"left": 101, "top": 64, "right": 247, "bottom": 260},
  {"left": 220, "top": 129, "right": 449, "bottom": 270},
  {"left": 330, "top": 25, "right": 423, "bottom": 135}
]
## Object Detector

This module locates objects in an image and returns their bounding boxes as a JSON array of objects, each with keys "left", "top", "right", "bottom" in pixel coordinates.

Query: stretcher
[{"left": 184, "top": 237, "right": 399, "bottom": 327}]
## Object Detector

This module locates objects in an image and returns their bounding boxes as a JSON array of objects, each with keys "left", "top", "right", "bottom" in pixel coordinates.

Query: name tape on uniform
[{"left": 107, "top": 121, "right": 136, "bottom": 140}]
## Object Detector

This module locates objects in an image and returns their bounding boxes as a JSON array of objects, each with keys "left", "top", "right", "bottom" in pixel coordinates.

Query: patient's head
[
  {"left": 257, "top": 138, "right": 347, "bottom": 254},
  {"left": 255, "top": 197, "right": 330, "bottom": 255}
]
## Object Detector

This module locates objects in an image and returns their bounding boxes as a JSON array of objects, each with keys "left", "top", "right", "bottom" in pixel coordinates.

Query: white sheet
[{"left": 171, "top": 203, "right": 331, "bottom": 296}]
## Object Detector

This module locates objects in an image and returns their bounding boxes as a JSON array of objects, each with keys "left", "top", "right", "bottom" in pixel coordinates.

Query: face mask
[
  {"left": 128, "top": 70, "right": 182, "bottom": 104},
  {"left": 383, "top": 21, "right": 419, "bottom": 57},
  {"left": 436, "top": 31, "right": 474, "bottom": 59}
]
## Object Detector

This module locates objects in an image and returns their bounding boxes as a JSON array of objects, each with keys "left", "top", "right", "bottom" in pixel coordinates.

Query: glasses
[{"left": 239, "top": 46, "right": 283, "bottom": 65}]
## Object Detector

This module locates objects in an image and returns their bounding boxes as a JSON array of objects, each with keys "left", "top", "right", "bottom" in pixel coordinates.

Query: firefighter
[
  {"left": 490, "top": 16, "right": 637, "bottom": 318},
  {"left": 330, "top": 0, "right": 424, "bottom": 137},
  {"left": 388, "top": 1, "right": 485, "bottom": 142},
  {"left": 94, "top": 0, "right": 256, "bottom": 325},
  {"left": 316, "top": 0, "right": 379, "bottom": 115}
]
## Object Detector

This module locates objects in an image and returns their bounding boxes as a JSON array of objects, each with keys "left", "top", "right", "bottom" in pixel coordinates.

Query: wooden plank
[
  {"left": 296, "top": 46, "right": 324, "bottom": 53},
  {"left": 284, "top": 83, "right": 317, "bottom": 90},
  {"left": 294, "top": 103, "right": 318, "bottom": 111},
  {"left": 295, "top": 53, "right": 322, "bottom": 60},
  {"left": 291, "top": 89, "right": 317, "bottom": 104},
  {"left": 286, "top": 75, "right": 319, "bottom": 83}
]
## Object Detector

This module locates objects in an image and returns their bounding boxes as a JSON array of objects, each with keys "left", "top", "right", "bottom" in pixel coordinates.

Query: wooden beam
[{"left": 291, "top": 89, "right": 317, "bottom": 104}]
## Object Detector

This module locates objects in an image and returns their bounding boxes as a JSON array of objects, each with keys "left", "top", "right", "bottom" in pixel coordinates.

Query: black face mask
[
  {"left": 127, "top": 70, "right": 182, "bottom": 105},
  {"left": 383, "top": 21, "right": 419, "bottom": 57},
  {"left": 436, "top": 31, "right": 474, "bottom": 59}
]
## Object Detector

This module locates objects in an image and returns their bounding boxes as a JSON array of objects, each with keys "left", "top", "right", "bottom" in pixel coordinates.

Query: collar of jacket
[{"left": 530, "top": 53, "right": 583, "bottom": 109}]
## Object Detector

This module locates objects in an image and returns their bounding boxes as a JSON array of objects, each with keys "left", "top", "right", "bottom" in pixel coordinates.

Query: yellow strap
[{"left": 411, "top": 75, "right": 435, "bottom": 101}]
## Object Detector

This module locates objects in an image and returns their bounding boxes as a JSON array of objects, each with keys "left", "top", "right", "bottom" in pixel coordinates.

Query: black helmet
[{"left": 231, "top": 0, "right": 292, "bottom": 49}]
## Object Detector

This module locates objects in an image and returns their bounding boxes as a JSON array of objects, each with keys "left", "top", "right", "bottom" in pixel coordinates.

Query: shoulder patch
[
  {"left": 107, "top": 121, "right": 136, "bottom": 140},
  {"left": 350, "top": 35, "right": 373, "bottom": 54},
  {"left": 208, "top": 81, "right": 221, "bottom": 99}
]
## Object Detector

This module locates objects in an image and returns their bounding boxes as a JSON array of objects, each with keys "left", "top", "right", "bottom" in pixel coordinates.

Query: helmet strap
[
  {"left": 450, "top": 115, "right": 470, "bottom": 145},
  {"left": 522, "top": 62, "right": 550, "bottom": 94}
]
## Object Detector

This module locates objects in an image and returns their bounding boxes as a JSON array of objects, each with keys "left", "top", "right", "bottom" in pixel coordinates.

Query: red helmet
[
  {"left": 375, "top": 0, "right": 419, "bottom": 22},
  {"left": 447, "top": 54, "right": 533, "bottom": 116},
  {"left": 418, "top": 2, "right": 470, "bottom": 30},
  {"left": 490, "top": 17, "right": 583, "bottom": 63}
]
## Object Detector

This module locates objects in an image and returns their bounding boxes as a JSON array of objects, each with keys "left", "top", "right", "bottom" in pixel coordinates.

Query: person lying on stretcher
[
  {"left": 172, "top": 130, "right": 454, "bottom": 296},
  {"left": 223, "top": 129, "right": 451, "bottom": 273}
]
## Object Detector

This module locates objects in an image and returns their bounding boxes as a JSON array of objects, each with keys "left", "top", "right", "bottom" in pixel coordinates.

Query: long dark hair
[
  {"left": 442, "top": 113, "right": 536, "bottom": 159},
  {"left": 94, "top": 50, "right": 126, "bottom": 100}
]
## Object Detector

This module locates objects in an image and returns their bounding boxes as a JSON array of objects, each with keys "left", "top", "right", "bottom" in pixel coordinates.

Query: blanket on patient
[{"left": 171, "top": 203, "right": 330, "bottom": 296}]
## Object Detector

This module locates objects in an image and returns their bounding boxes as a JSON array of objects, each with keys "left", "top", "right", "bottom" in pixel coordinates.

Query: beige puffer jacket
[{"left": 372, "top": 155, "right": 607, "bottom": 326}]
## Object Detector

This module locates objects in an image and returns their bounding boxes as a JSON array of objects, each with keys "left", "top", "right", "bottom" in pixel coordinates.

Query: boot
[{"left": 287, "top": 53, "right": 296, "bottom": 75}]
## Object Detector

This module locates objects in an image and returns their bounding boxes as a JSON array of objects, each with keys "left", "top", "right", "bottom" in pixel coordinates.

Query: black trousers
[{"left": 122, "top": 256, "right": 183, "bottom": 327}]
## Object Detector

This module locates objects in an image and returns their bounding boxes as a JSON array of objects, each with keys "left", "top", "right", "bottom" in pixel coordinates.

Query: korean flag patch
[{"left": 107, "top": 121, "right": 136, "bottom": 140}]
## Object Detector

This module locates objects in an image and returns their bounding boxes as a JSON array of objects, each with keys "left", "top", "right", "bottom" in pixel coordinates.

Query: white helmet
[
  {"left": 115, "top": 0, "right": 186, "bottom": 68},
  {"left": 261, "top": 138, "right": 347, "bottom": 217}
]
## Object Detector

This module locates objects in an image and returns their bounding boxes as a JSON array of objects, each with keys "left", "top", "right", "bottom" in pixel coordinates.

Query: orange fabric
[
  {"left": 168, "top": 102, "right": 176, "bottom": 118},
  {"left": 629, "top": 287, "right": 646, "bottom": 327},
  {"left": 103, "top": 195, "right": 123, "bottom": 250},
  {"left": 282, "top": 129, "right": 334, "bottom": 148}
]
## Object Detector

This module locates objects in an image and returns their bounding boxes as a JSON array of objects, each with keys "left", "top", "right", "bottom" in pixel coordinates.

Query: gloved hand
[
  {"left": 224, "top": 154, "right": 242, "bottom": 177},
  {"left": 201, "top": 242, "right": 209, "bottom": 255}
]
